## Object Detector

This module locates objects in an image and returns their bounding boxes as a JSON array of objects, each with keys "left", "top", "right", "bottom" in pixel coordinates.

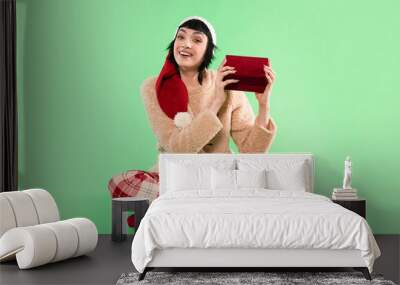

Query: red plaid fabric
[{"left": 108, "top": 170, "right": 159, "bottom": 202}]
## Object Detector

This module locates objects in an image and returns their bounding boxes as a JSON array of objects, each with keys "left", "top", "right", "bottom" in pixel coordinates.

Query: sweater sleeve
[
  {"left": 230, "top": 90, "right": 277, "bottom": 153},
  {"left": 141, "top": 77, "right": 223, "bottom": 153}
]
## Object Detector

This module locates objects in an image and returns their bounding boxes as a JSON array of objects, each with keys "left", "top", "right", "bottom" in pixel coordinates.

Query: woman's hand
[
  {"left": 255, "top": 65, "right": 276, "bottom": 127},
  {"left": 255, "top": 65, "right": 276, "bottom": 106},
  {"left": 209, "top": 58, "right": 239, "bottom": 115}
]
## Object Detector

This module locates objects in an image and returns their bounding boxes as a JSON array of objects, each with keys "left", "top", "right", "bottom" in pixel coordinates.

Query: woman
[
  {"left": 143, "top": 16, "right": 277, "bottom": 171},
  {"left": 108, "top": 16, "right": 277, "bottom": 202}
]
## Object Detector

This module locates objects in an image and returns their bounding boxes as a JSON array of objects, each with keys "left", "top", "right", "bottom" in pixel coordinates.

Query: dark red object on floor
[
  {"left": 224, "top": 55, "right": 270, "bottom": 93},
  {"left": 127, "top": 214, "right": 135, "bottom": 228}
]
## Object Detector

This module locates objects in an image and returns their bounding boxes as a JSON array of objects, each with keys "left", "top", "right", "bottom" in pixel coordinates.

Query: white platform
[{"left": 148, "top": 248, "right": 366, "bottom": 267}]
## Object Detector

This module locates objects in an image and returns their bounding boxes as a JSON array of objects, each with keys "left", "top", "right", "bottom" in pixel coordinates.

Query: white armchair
[{"left": 0, "top": 189, "right": 98, "bottom": 269}]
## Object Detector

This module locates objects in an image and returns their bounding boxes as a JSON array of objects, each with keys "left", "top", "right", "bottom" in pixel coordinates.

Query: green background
[{"left": 16, "top": 0, "right": 400, "bottom": 234}]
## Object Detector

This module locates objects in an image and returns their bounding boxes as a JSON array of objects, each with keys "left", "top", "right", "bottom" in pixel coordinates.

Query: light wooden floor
[{"left": 0, "top": 235, "right": 398, "bottom": 285}]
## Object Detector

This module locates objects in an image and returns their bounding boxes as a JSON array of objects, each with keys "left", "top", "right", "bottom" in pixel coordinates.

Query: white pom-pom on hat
[{"left": 174, "top": 112, "right": 193, "bottom": 129}]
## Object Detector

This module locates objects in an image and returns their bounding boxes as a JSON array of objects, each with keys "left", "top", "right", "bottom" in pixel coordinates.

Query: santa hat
[{"left": 155, "top": 16, "right": 216, "bottom": 129}]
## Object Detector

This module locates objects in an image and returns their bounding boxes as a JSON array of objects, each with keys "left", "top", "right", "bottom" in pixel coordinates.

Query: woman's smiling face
[{"left": 173, "top": 27, "right": 208, "bottom": 71}]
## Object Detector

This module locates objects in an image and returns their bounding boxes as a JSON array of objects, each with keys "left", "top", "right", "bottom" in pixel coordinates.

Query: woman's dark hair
[{"left": 166, "top": 19, "right": 218, "bottom": 84}]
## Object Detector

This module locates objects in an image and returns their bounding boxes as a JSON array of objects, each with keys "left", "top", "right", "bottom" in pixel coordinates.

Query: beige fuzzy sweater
[{"left": 141, "top": 69, "right": 277, "bottom": 172}]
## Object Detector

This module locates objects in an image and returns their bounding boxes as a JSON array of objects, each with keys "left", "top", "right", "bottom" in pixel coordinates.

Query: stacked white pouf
[{"left": 0, "top": 189, "right": 98, "bottom": 269}]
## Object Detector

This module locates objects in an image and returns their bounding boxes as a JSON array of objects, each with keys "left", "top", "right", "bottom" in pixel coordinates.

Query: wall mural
[{"left": 108, "top": 17, "right": 277, "bottom": 214}]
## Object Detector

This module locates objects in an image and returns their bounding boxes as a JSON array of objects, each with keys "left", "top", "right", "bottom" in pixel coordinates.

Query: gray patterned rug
[{"left": 116, "top": 271, "right": 396, "bottom": 285}]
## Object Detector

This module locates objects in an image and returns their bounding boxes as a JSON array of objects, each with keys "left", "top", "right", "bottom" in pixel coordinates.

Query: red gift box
[{"left": 223, "top": 55, "right": 270, "bottom": 93}]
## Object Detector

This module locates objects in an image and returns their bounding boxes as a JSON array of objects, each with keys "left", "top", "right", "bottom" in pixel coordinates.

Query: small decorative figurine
[{"left": 342, "top": 156, "right": 352, "bottom": 190}]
